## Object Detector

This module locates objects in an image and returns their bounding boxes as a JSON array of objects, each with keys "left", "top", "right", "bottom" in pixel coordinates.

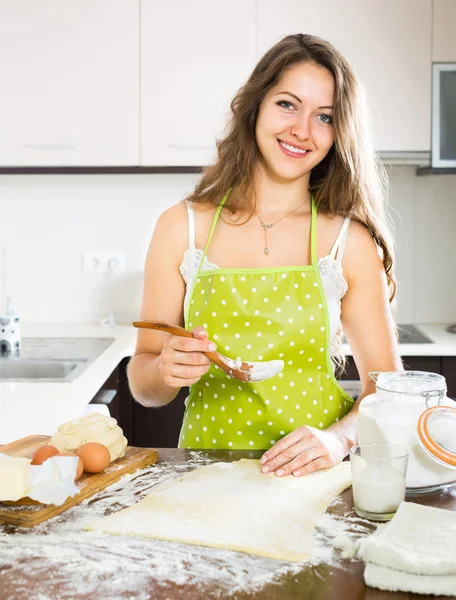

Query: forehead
[{"left": 270, "top": 61, "right": 335, "bottom": 104}]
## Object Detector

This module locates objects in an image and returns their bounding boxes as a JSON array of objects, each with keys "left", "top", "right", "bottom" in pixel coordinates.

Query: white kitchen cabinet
[
  {"left": 0, "top": 0, "right": 139, "bottom": 166},
  {"left": 257, "top": 0, "right": 432, "bottom": 152},
  {"left": 140, "top": 0, "right": 256, "bottom": 166},
  {"left": 433, "top": 0, "right": 456, "bottom": 61}
]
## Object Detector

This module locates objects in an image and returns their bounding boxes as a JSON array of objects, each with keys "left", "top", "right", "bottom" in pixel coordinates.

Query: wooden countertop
[{"left": 0, "top": 448, "right": 455, "bottom": 600}]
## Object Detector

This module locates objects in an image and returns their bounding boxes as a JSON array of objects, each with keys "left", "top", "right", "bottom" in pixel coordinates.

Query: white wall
[{"left": 0, "top": 167, "right": 455, "bottom": 325}]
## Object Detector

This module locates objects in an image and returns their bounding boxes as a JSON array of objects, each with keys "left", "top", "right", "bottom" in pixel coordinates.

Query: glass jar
[{"left": 358, "top": 371, "right": 456, "bottom": 493}]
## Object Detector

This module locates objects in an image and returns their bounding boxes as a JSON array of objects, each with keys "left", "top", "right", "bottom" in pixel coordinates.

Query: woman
[{"left": 128, "top": 34, "right": 402, "bottom": 477}]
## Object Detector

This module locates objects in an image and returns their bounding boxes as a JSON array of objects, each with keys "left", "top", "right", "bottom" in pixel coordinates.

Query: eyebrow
[{"left": 275, "top": 91, "right": 333, "bottom": 109}]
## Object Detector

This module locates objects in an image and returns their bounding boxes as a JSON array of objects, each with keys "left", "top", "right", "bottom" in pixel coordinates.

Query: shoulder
[
  {"left": 146, "top": 201, "right": 190, "bottom": 266},
  {"left": 154, "top": 201, "right": 189, "bottom": 233},
  {"left": 316, "top": 211, "right": 346, "bottom": 254},
  {"left": 343, "top": 220, "right": 384, "bottom": 282},
  {"left": 151, "top": 200, "right": 218, "bottom": 254}
]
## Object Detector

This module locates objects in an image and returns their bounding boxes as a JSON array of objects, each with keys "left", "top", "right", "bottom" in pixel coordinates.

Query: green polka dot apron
[{"left": 179, "top": 194, "right": 354, "bottom": 450}]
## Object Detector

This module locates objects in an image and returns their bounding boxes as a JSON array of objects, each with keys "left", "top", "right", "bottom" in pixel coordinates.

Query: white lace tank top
[{"left": 179, "top": 202, "right": 350, "bottom": 352}]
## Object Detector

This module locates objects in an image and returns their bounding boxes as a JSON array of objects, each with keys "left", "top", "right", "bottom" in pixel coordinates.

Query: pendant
[{"left": 264, "top": 247, "right": 269, "bottom": 255}]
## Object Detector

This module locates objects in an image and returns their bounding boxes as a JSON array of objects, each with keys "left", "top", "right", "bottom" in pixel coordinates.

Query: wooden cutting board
[{"left": 0, "top": 435, "right": 158, "bottom": 527}]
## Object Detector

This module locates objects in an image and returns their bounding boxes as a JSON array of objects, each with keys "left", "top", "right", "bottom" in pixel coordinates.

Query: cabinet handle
[
  {"left": 167, "top": 144, "right": 213, "bottom": 150},
  {"left": 23, "top": 143, "right": 75, "bottom": 150}
]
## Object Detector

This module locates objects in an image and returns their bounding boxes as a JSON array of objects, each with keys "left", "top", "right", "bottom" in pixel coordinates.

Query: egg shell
[
  {"left": 31, "top": 445, "right": 60, "bottom": 465},
  {"left": 76, "top": 442, "right": 111, "bottom": 474},
  {"left": 59, "top": 452, "right": 84, "bottom": 480}
]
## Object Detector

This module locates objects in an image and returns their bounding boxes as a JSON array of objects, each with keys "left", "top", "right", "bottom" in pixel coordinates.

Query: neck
[{"left": 253, "top": 163, "right": 311, "bottom": 219}]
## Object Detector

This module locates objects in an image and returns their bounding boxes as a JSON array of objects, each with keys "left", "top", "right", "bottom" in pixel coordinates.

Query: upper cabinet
[
  {"left": 433, "top": 0, "right": 456, "bottom": 61},
  {"left": 140, "top": 0, "right": 256, "bottom": 166},
  {"left": 257, "top": 0, "right": 432, "bottom": 152},
  {"left": 0, "top": 0, "right": 139, "bottom": 166}
]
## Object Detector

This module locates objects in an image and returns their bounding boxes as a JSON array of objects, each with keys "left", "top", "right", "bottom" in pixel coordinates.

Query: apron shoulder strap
[
  {"left": 310, "top": 194, "right": 318, "bottom": 265},
  {"left": 203, "top": 190, "right": 230, "bottom": 253}
]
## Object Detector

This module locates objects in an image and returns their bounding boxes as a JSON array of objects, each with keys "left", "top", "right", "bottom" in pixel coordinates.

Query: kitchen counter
[
  {"left": 342, "top": 323, "right": 456, "bottom": 358},
  {"left": 1, "top": 448, "right": 455, "bottom": 600},
  {"left": 0, "top": 323, "right": 137, "bottom": 445},
  {"left": 1, "top": 322, "right": 456, "bottom": 445}
]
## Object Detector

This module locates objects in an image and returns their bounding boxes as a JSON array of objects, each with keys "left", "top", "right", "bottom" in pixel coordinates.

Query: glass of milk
[{"left": 350, "top": 443, "right": 409, "bottom": 521}]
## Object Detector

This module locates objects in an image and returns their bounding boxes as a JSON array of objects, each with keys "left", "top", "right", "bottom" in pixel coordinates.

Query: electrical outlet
[{"left": 82, "top": 252, "right": 126, "bottom": 274}]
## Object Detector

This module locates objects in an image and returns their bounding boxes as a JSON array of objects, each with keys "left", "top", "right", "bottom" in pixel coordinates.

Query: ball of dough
[{"left": 50, "top": 414, "right": 127, "bottom": 462}]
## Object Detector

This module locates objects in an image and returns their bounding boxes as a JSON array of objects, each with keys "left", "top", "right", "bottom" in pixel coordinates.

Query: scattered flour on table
[{"left": 0, "top": 453, "right": 374, "bottom": 599}]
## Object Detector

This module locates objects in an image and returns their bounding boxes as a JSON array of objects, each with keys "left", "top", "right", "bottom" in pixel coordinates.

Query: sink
[
  {"left": 0, "top": 337, "right": 114, "bottom": 382},
  {"left": 0, "top": 359, "right": 87, "bottom": 381}
]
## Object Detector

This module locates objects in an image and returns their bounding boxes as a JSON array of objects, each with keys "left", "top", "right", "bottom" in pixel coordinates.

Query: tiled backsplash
[{"left": 1, "top": 167, "right": 455, "bottom": 324}]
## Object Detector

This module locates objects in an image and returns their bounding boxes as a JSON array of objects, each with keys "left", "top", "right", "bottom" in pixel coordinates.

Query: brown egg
[
  {"left": 31, "top": 445, "right": 60, "bottom": 465},
  {"left": 76, "top": 442, "right": 110, "bottom": 474},
  {"left": 59, "top": 452, "right": 84, "bottom": 480}
]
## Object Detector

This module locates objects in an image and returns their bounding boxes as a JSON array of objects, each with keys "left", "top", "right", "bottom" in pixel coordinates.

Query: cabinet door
[
  {"left": 258, "top": 0, "right": 432, "bottom": 152},
  {"left": 442, "top": 357, "right": 456, "bottom": 400},
  {"left": 141, "top": 0, "right": 256, "bottom": 166},
  {"left": 433, "top": 0, "right": 456, "bottom": 61},
  {"left": 0, "top": 0, "right": 139, "bottom": 166}
]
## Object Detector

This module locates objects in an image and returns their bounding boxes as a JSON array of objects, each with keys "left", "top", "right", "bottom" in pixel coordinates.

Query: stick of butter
[{"left": 0, "top": 454, "right": 31, "bottom": 501}]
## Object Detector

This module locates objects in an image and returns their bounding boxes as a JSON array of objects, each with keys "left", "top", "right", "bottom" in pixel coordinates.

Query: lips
[{"left": 277, "top": 139, "right": 312, "bottom": 158}]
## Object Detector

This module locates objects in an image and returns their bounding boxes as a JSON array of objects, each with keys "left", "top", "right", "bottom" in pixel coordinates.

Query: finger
[
  {"left": 261, "top": 438, "right": 318, "bottom": 474},
  {"left": 172, "top": 362, "right": 211, "bottom": 378},
  {"left": 292, "top": 456, "right": 333, "bottom": 477},
  {"left": 191, "top": 326, "right": 208, "bottom": 339},
  {"left": 173, "top": 350, "right": 211, "bottom": 367},
  {"left": 275, "top": 446, "right": 329, "bottom": 477},
  {"left": 167, "top": 335, "right": 216, "bottom": 353},
  {"left": 261, "top": 426, "right": 315, "bottom": 465}
]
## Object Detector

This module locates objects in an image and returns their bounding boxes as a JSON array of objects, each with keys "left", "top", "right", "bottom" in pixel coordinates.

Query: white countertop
[{"left": 1, "top": 322, "right": 455, "bottom": 445}]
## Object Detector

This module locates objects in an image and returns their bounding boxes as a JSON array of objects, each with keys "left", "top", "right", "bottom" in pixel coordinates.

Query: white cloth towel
[
  {"left": 358, "top": 501, "right": 456, "bottom": 596},
  {"left": 364, "top": 563, "right": 456, "bottom": 596},
  {"left": 359, "top": 501, "right": 456, "bottom": 575}
]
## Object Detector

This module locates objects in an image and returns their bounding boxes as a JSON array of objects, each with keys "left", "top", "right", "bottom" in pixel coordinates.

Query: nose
[{"left": 290, "top": 113, "right": 311, "bottom": 140}]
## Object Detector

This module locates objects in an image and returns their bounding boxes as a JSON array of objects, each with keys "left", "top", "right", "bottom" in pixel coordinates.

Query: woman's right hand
[{"left": 158, "top": 326, "right": 215, "bottom": 388}]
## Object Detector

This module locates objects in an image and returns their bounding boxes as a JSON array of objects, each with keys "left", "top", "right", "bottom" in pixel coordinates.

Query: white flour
[{"left": 0, "top": 453, "right": 373, "bottom": 599}]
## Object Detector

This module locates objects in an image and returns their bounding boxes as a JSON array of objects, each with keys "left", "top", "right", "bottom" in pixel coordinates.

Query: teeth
[{"left": 280, "top": 141, "right": 308, "bottom": 154}]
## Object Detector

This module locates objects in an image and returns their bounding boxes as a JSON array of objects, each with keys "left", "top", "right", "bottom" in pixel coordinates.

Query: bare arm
[
  {"left": 127, "top": 203, "right": 214, "bottom": 407},
  {"left": 325, "top": 220, "right": 402, "bottom": 452},
  {"left": 260, "top": 221, "right": 402, "bottom": 476}
]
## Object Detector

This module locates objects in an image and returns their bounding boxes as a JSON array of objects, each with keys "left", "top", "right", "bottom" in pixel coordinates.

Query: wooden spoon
[{"left": 133, "top": 320, "right": 284, "bottom": 383}]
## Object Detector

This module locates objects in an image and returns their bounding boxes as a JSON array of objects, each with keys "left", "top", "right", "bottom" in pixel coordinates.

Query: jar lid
[
  {"left": 417, "top": 406, "right": 456, "bottom": 468},
  {"left": 371, "top": 370, "right": 447, "bottom": 401}
]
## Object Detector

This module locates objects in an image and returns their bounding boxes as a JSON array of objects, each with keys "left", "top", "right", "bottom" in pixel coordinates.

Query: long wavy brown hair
[{"left": 187, "top": 33, "right": 396, "bottom": 367}]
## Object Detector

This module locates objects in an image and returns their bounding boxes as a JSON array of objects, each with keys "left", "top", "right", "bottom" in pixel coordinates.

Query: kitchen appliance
[
  {"left": 432, "top": 63, "right": 456, "bottom": 168},
  {"left": 396, "top": 324, "right": 434, "bottom": 344},
  {"left": 0, "top": 315, "right": 20, "bottom": 355}
]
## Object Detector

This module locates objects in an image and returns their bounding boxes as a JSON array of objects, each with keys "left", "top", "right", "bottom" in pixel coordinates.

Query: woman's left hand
[{"left": 260, "top": 426, "right": 348, "bottom": 477}]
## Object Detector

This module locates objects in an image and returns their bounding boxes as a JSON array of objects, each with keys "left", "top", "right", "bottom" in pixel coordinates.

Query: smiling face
[{"left": 255, "top": 61, "right": 335, "bottom": 184}]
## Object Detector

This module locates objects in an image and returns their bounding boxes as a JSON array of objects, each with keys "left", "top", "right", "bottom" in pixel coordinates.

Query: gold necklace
[{"left": 256, "top": 200, "right": 307, "bottom": 255}]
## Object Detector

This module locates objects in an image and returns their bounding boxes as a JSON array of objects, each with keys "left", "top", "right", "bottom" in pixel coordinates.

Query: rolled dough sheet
[{"left": 86, "top": 459, "right": 351, "bottom": 561}]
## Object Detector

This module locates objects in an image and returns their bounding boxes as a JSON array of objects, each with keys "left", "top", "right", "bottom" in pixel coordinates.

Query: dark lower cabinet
[
  {"left": 93, "top": 355, "right": 456, "bottom": 449},
  {"left": 118, "top": 357, "right": 187, "bottom": 448},
  {"left": 340, "top": 355, "right": 455, "bottom": 398},
  {"left": 442, "top": 357, "right": 456, "bottom": 399}
]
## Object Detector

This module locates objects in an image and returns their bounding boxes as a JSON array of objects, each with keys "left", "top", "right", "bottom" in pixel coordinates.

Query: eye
[
  {"left": 319, "top": 113, "right": 333, "bottom": 124},
  {"left": 276, "top": 100, "right": 296, "bottom": 111}
]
